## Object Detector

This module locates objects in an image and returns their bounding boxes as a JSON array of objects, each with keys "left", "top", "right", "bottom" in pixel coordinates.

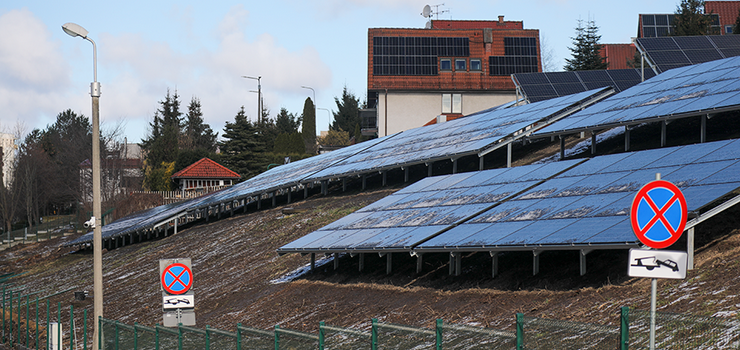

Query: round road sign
[
  {"left": 630, "top": 180, "right": 688, "bottom": 249},
  {"left": 161, "top": 263, "right": 193, "bottom": 295}
]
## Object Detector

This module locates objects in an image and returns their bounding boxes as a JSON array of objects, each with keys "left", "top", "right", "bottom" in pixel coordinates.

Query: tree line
[{"left": 140, "top": 86, "right": 367, "bottom": 191}]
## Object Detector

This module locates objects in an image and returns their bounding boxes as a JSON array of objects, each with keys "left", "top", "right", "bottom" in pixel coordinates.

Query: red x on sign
[
  {"left": 161, "top": 263, "right": 193, "bottom": 295},
  {"left": 630, "top": 180, "right": 687, "bottom": 249}
]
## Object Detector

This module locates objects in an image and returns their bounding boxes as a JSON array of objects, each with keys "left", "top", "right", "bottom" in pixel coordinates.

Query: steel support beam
[
  {"left": 386, "top": 253, "right": 392, "bottom": 275},
  {"left": 359, "top": 253, "right": 365, "bottom": 272},
  {"left": 625, "top": 125, "right": 631, "bottom": 151},
  {"left": 491, "top": 252, "right": 499, "bottom": 278},
  {"left": 416, "top": 253, "right": 423, "bottom": 274},
  {"left": 591, "top": 131, "right": 597, "bottom": 155},
  {"left": 533, "top": 251, "right": 541, "bottom": 276},
  {"left": 559, "top": 136, "right": 565, "bottom": 160},
  {"left": 661, "top": 120, "right": 667, "bottom": 147},
  {"left": 701, "top": 115, "right": 707, "bottom": 143},
  {"left": 507, "top": 143, "right": 513, "bottom": 168}
]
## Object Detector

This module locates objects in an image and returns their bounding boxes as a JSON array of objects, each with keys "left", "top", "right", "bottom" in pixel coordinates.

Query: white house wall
[{"left": 376, "top": 91, "right": 517, "bottom": 137}]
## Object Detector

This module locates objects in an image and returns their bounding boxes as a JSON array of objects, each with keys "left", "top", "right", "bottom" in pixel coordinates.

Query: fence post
[
  {"left": 205, "top": 325, "right": 211, "bottom": 350},
  {"left": 84, "top": 309, "right": 88, "bottom": 350},
  {"left": 8, "top": 290, "right": 11, "bottom": 347},
  {"left": 371, "top": 318, "right": 378, "bottom": 350},
  {"left": 516, "top": 313, "right": 524, "bottom": 350},
  {"left": 46, "top": 299, "right": 50, "bottom": 350},
  {"left": 36, "top": 296, "right": 40, "bottom": 350},
  {"left": 620, "top": 306, "right": 630, "bottom": 350},
  {"left": 70, "top": 304, "right": 74, "bottom": 350},
  {"left": 435, "top": 319, "right": 443, "bottom": 350},
  {"left": 319, "top": 321, "right": 325, "bottom": 350},
  {"left": 2, "top": 285, "right": 5, "bottom": 342},
  {"left": 236, "top": 323, "right": 242, "bottom": 350},
  {"left": 274, "top": 325, "right": 280, "bottom": 350},
  {"left": 178, "top": 323, "right": 183, "bottom": 350}
]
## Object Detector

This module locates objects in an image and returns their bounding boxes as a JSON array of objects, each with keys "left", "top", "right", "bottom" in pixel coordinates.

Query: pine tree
[
  {"left": 182, "top": 97, "right": 217, "bottom": 152},
  {"left": 564, "top": 19, "right": 607, "bottom": 71},
  {"left": 302, "top": 98, "right": 317, "bottom": 154},
  {"left": 331, "top": 86, "right": 362, "bottom": 140},
  {"left": 674, "top": 0, "right": 713, "bottom": 36},
  {"left": 733, "top": 7, "right": 740, "bottom": 34},
  {"left": 219, "top": 107, "right": 270, "bottom": 178},
  {"left": 140, "top": 89, "right": 183, "bottom": 190}
]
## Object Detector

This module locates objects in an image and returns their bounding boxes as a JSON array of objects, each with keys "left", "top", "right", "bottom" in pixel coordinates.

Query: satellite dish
[
  {"left": 425, "top": 20, "right": 432, "bottom": 29},
  {"left": 422, "top": 5, "right": 432, "bottom": 18}
]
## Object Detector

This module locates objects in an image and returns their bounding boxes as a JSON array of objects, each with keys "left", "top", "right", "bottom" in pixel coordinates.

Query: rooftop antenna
[{"left": 421, "top": 4, "right": 449, "bottom": 20}]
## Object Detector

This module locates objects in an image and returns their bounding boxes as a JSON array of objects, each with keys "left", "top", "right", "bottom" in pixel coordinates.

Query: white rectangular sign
[
  {"left": 628, "top": 249, "right": 687, "bottom": 279},
  {"left": 163, "top": 294, "right": 195, "bottom": 310}
]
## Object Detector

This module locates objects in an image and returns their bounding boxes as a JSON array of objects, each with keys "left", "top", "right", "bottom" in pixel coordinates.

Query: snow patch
[{"left": 270, "top": 254, "right": 340, "bottom": 284}]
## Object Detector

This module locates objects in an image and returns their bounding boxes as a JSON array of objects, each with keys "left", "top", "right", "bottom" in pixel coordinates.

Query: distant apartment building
[
  {"left": 0, "top": 133, "right": 16, "bottom": 186},
  {"left": 366, "top": 17, "right": 541, "bottom": 137}
]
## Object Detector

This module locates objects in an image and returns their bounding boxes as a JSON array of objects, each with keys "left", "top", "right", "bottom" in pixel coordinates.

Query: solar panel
[
  {"left": 277, "top": 159, "right": 584, "bottom": 253},
  {"left": 417, "top": 140, "right": 740, "bottom": 251},
  {"left": 513, "top": 69, "right": 653, "bottom": 103},
  {"left": 533, "top": 55, "right": 740, "bottom": 137},
  {"left": 303, "top": 89, "right": 610, "bottom": 182},
  {"left": 637, "top": 35, "right": 740, "bottom": 73}
]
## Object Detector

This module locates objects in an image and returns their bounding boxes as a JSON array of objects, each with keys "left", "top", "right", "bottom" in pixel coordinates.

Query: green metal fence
[
  {"left": 1, "top": 215, "right": 78, "bottom": 249},
  {"left": 628, "top": 308, "right": 740, "bottom": 349},
  {"left": 5, "top": 299, "right": 740, "bottom": 349}
]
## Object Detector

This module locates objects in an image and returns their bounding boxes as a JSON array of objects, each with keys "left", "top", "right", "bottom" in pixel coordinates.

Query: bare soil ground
[{"left": 3, "top": 118, "right": 740, "bottom": 336}]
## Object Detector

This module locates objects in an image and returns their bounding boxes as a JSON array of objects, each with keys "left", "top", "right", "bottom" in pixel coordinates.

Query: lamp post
[
  {"left": 62, "top": 22, "right": 103, "bottom": 350},
  {"left": 242, "top": 76, "right": 261, "bottom": 123}
]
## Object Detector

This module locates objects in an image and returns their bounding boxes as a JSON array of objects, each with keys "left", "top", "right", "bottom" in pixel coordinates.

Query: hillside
[{"left": 2, "top": 160, "right": 740, "bottom": 335}]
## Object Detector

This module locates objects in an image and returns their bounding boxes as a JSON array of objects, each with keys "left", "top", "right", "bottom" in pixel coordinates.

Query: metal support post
[
  {"left": 506, "top": 143, "right": 513, "bottom": 168},
  {"left": 559, "top": 136, "right": 565, "bottom": 160},
  {"left": 591, "top": 131, "right": 597, "bottom": 155},
  {"left": 532, "top": 251, "right": 540, "bottom": 276},
  {"left": 359, "top": 253, "right": 365, "bottom": 272},
  {"left": 310, "top": 253, "right": 315, "bottom": 272},
  {"left": 701, "top": 114, "right": 707, "bottom": 143},
  {"left": 386, "top": 253, "right": 392, "bottom": 275},
  {"left": 661, "top": 120, "right": 667, "bottom": 147},
  {"left": 416, "top": 253, "right": 423, "bottom": 273},
  {"left": 452, "top": 159, "right": 458, "bottom": 174},
  {"left": 625, "top": 125, "right": 631, "bottom": 151},
  {"left": 404, "top": 167, "right": 409, "bottom": 182},
  {"left": 491, "top": 252, "right": 499, "bottom": 278},
  {"left": 687, "top": 227, "right": 694, "bottom": 270},
  {"left": 428, "top": 162, "right": 433, "bottom": 177}
]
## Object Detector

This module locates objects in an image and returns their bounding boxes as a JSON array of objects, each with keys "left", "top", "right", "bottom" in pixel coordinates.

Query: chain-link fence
[
  {"left": 629, "top": 308, "right": 740, "bottom": 349},
  {"left": 8, "top": 302, "right": 740, "bottom": 349},
  {"left": 517, "top": 313, "right": 621, "bottom": 349}
]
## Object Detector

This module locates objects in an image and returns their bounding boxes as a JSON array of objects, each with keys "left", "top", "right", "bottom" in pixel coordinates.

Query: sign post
[
  {"left": 159, "top": 258, "right": 196, "bottom": 327},
  {"left": 629, "top": 174, "right": 688, "bottom": 350}
]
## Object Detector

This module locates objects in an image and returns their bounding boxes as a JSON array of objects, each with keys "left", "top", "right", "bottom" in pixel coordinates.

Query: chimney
[{"left": 498, "top": 15, "right": 504, "bottom": 24}]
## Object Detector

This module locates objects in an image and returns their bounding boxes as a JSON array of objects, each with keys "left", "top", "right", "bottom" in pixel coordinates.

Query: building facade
[{"left": 367, "top": 17, "right": 541, "bottom": 137}]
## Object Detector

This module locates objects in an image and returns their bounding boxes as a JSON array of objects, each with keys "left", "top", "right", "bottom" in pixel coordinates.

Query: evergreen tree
[
  {"left": 564, "top": 19, "right": 607, "bottom": 71},
  {"left": 733, "top": 7, "right": 740, "bottom": 34},
  {"left": 674, "top": 0, "right": 713, "bottom": 36},
  {"left": 301, "top": 98, "right": 317, "bottom": 154},
  {"left": 219, "top": 107, "right": 269, "bottom": 178},
  {"left": 140, "top": 89, "right": 183, "bottom": 190},
  {"left": 275, "top": 107, "right": 301, "bottom": 134},
  {"left": 182, "top": 97, "right": 217, "bottom": 152},
  {"left": 330, "top": 87, "right": 361, "bottom": 140},
  {"left": 141, "top": 89, "right": 183, "bottom": 166}
]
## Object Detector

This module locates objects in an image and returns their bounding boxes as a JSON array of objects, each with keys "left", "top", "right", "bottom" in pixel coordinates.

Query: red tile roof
[
  {"left": 171, "top": 158, "right": 241, "bottom": 180},
  {"left": 706, "top": 1, "right": 740, "bottom": 28},
  {"left": 601, "top": 44, "right": 637, "bottom": 70}
]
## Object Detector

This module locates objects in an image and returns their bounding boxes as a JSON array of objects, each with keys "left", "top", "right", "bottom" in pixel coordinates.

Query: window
[
  {"left": 440, "top": 58, "right": 452, "bottom": 71},
  {"left": 727, "top": 25, "right": 734, "bottom": 34},
  {"left": 470, "top": 59, "right": 482, "bottom": 71},
  {"left": 442, "top": 93, "right": 462, "bottom": 114},
  {"left": 455, "top": 59, "right": 466, "bottom": 71}
]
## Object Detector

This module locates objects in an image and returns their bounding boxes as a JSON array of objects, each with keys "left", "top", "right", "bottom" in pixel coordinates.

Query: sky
[{"left": 1, "top": 0, "right": 682, "bottom": 144}]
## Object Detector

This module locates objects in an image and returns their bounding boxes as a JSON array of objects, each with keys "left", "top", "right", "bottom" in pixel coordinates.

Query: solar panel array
[
  {"left": 513, "top": 69, "right": 656, "bottom": 103},
  {"left": 533, "top": 55, "right": 740, "bottom": 137},
  {"left": 279, "top": 139, "right": 740, "bottom": 254},
  {"left": 66, "top": 89, "right": 610, "bottom": 247},
  {"left": 305, "top": 88, "right": 610, "bottom": 182},
  {"left": 636, "top": 35, "right": 740, "bottom": 73}
]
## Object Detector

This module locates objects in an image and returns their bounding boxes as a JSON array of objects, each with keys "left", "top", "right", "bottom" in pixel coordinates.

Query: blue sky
[{"left": 1, "top": 0, "right": 681, "bottom": 143}]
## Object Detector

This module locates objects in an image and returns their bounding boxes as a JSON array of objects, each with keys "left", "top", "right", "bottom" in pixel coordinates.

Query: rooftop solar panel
[
  {"left": 533, "top": 55, "right": 740, "bottom": 137},
  {"left": 513, "top": 69, "right": 655, "bottom": 103},
  {"left": 636, "top": 35, "right": 740, "bottom": 73}
]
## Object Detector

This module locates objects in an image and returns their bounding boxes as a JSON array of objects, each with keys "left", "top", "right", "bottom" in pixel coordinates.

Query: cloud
[
  {"left": 0, "top": 8, "right": 74, "bottom": 132},
  {"left": 94, "top": 5, "right": 332, "bottom": 140}
]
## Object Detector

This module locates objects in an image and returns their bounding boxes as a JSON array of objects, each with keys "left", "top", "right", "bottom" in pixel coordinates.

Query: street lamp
[
  {"left": 242, "top": 76, "right": 261, "bottom": 123},
  {"left": 62, "top": 22, "right": 103, "bottom": 350}
]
